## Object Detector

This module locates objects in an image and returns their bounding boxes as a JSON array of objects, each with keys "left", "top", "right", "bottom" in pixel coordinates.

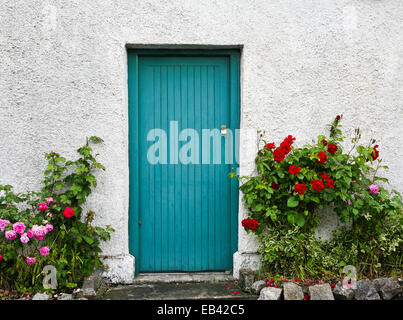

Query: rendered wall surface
[{"left": 1, "top": 0, "right": 402, "bottom": 282}]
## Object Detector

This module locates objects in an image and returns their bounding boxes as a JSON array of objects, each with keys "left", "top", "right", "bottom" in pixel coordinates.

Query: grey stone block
[
  {"left": 32, "top": 293, "right": 50, "bottom": 300},
  {"left": 258, "top": 287, "right": 282, "bottom": 300},
  {"left": 308, "top": 284, "right": 334, "bottom": 300},
  {"left": 239, "top": 268, "right": 256, "bottom": 293},
  {"left": 58, "top": 293, "right": 73, "bottom": 300},
  {"left": 251, "top": 280, "right": 266, "bottom": 295},
  {"left": 82, "top": 274, "right": 107, "bottom": 298},
  {"left": 355, "top": 279, "right": 381, "bottom": 300},
  {"left": 333, "top": 281, "right": 354, "bottom": 300},
  {"left": 283, "top": 282, "right": 304, "bottom": 300},
  {"left": 373, "top": 278, "right": 401, "bottom": 300}
]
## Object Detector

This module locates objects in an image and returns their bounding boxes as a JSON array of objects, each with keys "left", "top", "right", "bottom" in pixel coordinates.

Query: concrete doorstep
[{"left": 102, "top": 282, "right": 258, "bottom": 300}]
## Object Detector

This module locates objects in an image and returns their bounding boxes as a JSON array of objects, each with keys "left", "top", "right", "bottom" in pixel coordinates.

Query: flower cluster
[
  {"left": 270, "top": 135, "right": 296, "bottom": 162},
  {"left": 0, "top": 196, "right": 75, "bottom": 266},
  {"left": 0, "top": 219, "right": 53, "bottom": 263},
  {"left": 263, "top": 134, "right": 338, "bottom": 197},
  {"left": 241, "top": 218, "right": 259, "bottom": 231}
]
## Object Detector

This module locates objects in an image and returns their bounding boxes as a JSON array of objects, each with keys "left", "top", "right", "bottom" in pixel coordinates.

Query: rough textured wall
[{"left": 0, "top": 0, "right": 402, "bottom": 268}]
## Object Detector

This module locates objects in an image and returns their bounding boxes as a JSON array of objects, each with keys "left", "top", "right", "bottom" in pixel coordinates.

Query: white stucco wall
[{"left": 0, "top": 0, "right": 402, "bottom": 282}]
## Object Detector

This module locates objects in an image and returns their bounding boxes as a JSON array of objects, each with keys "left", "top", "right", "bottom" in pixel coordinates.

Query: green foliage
[
  {"left": 0, "top": 137, "right": 114, "bottom": 293},
  {"left": 234, "top": 116, "right": 403, "bottom": 279}
]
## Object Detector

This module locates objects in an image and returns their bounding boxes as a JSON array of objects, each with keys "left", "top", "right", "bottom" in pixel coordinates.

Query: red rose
[
  {"left": 371, "top": 145, "right": 379, "bottom": 161},
  {"left": 294, "top": 183, "right": 307, "bottom": 195},
  {"left": 271, "top": 182, "right": 280, "bottom": 190},
  {"left": 321, "top": 139, "right": 327, "bottom": 146},
  {"left": 336, "top": 115, "right": 341, "bottom": 121},
  {"left": 327, "top": 144, "right": 338, "bottom": 154},
  {"left": 317, "top": 152, "right": 327, "bottom": 164},
  {"left": 273, "top": 148, "right": 286, "bottom": 162},
  {"left": 265, "top": 142, "right": 276, "bottom": 150},
  {"left": 241, "top": 218, "right": 259, "bottom": 231},
  {"left": 326, "top": 179, "right": 334, "bottom": 189},
  {"left": 248, "top": 219, "right": 259, "bottom": 231},
  {"left": 62, "top": 206, "right": 75, "bottom": 219},
  {"left": 288, "top": 166, "right": 302, "bottom": 175},
  {"left": 280, "top": 141, "right": 292, "bottom": 154},
  {"left": 311, "top": 180, "right": 325, "bottom": 192},
  {"left": 319, "top": 172, "right": 330, "bottom": 182},
  {"left": 284, "top": 135, "right": 296, "bottom": 145}
]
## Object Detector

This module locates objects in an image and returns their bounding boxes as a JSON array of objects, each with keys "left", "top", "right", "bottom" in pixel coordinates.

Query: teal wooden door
[{"left": 128, "top": 51, "right": 240, "bottom": 272}]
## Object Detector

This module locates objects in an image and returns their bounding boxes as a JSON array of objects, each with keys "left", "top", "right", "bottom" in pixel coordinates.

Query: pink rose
[
  {"left": 13, "top": 222, "right": 26, "bottom": 235},
  {"left": 32, "top": 225, "right": 47, "bottom": 240},
  {"left": 26, "top": 257, "right": 36, "bottom": 265},
  {"left": 35, "top": 229, "right": 46, "bottom": 241},
  {"left": 38, "top": 202, "right": 48, "bottom": 212},
  {"left": 26, "top": 229, "right": 35, "bottom": 238},
  {"left": 369, "top": 184, "right": 379, "bottom": 194},
  {"left": 40, "top": 246, "right": 50, "bottom": 256},
  {"left": 20, "top": 233, "right": 30, "bottom": 244},
  {"left": 0, "top": 254, "right": 2, "bottom": 261},
  {"left": 0, "top": 219, "right": 10, "bottom": 232},
  {"left": 45, "top": 197, "right": 54, "bottom": 204},
  {"left": 5, "top": 230, "right": 17, "bottom": 240},
  {"left": 45, "top": 224, "right": 53, "bottom": 233}
]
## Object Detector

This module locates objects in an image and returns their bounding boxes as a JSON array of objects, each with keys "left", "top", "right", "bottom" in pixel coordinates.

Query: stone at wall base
[
  {"left": 32, "top": 293, "right": 50, "bottom": 300},
  {"left": 355, "top": 280, "right": 381, "bottom": 300},
  {"left": 258, "top": 287, "right": 282, "bottom": 300},
  {"left": 82, "top": 274, "right": 107, "bottom": 298},
  {"left": 251, "top": 280, "right": 267, "bottom": 295},
  {"left": 239, "top": 268, "right": 256, "bottom": 293},
  {"left": 233, "top": 251, "right": 261, "bottom": 279},
  {"left": 101, "top": 254, "right": 135, "bottom": 284},
  {"left": 333, "top": 281, "right": 354, "bottom": 300},
  {"left": 372, "top": 278, "right": 401, "bottom": 300},
  {"left": 283, "top": 282, "right": 304, "bottom": 300},
  {"left": 308, "top": 284, "right": 334, "bottom": 300}
]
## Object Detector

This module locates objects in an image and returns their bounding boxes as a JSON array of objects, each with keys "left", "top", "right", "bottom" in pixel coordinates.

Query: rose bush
[
  {"left": 232, "top": 116, "right": 402, "bottom": 278},
  {"left": 0, "top": 136, "right": 114, "bottom": 294}
]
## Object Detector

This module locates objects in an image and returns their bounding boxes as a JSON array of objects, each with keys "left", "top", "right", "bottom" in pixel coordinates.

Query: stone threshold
[
  {"left": 103, "top": 281, "right": 257, "bottom": 300},
  {"left": 132, "top": 272, "right": 234, "bottom": 284}
]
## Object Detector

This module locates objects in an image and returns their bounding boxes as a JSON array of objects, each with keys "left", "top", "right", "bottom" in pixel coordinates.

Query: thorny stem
[{"left": 371, "top": 161, "right": 381, "bottom": 184}]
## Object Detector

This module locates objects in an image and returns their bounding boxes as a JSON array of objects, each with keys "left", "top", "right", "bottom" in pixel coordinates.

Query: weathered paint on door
[{"left": 128, "top": 50, "right": 240, "bottom": 272}]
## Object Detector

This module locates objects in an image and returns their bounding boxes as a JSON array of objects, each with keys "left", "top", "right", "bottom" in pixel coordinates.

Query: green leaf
[
  {"left": 310, "top": 196, "right": 320, "bottom": 204},
  {"left": 82, "top": 235, "right": 94, "bottom": 245},
  {"left": 55, "top": 181, "right": 64, "bottom": 189},
  {"left": 295, "top": 214, "right": 305, "bottom": 227},
  {"left": 287, "top": 197, "right": 299, "bottom": 208},
  {"left": 255, "top": 204, "right": 264, "bottom": 212},
  {"left": 287, "top": 214, "right": 296, "bottom": 224},
  {"left": 89, "top": 136, "right": 104, "bottom": 143}
]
